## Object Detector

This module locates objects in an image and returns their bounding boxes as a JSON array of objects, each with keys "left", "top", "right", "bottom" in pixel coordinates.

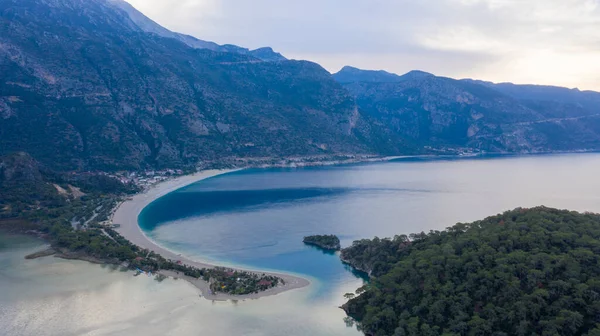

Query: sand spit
[{"left": 112, "top": 169, "right": 310, "bottom": 301}]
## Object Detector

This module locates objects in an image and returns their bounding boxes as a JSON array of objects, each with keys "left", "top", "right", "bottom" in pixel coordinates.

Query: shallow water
[
  {"left": 0, "top": 236, "right": 357, "bottom": 336},
  {"left": 2, "top": 153, "right": 600, "bottom": 335}
]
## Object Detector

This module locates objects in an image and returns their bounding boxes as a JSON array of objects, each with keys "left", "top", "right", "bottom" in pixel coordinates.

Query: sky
[{"left": 125, "top": 0, "right": 600, "bottom": 90}]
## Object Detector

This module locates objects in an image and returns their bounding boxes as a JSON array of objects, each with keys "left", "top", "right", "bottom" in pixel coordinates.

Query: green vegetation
[
  {"left": 0, "top": 153, "right": 281, "bottom": 296},
  {"left": 342, "top": 207, "right": 600, "bottom": 336},
  {"left": 0, "top": 152, "right": 139, "bottom": 219},
  {"left": 23, "top": 197, "right": 281, "bottom": 295},
  {"left": 208, "top": 270, "right": 282, "bottom": 295},
  {"left": 0, "top": 153, "right": 66, "bottom": 217},
  {"left": 303, "top": 234, "right": 341, "bottom": 251},
  {"left": 32, "top": 193, "right": 282, "bottom": 294}
]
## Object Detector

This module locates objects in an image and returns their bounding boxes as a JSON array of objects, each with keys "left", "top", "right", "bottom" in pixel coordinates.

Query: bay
[
  {"left": 2, "top": 153, "right": 600, "bottom": 335},
  {"left": 140, "top": 153, "right": 600, "bottom": 301}
]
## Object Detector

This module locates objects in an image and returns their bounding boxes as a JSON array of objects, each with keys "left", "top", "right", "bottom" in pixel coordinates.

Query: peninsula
[
  {"left": 112, "top": 169, "right": 311, "bottom": 300},
  {"left": 341, "top": 207, "right": 600, "bottom": 335},
  {"left": 0, "top": 152, "right": 310, "bottom": 301}
]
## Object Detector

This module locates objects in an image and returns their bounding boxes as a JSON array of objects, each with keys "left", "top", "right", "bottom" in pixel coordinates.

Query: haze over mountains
[
  {"left": 334, "top": 66, "right": 600, "bottom": 154},
  {"left": 1, "top": 0, "right": 600, "bottom": 172},
  {"left": 107, "top": 0, "right": 286, "bottom": 62}
]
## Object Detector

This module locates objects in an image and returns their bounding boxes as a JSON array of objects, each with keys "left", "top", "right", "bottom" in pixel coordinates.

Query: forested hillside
[
  {"left": 0, "top": 152, "right": 138, "bottom": 218},
  {"left": 342, "top": 207, "right": 600, "bottom": 336}
]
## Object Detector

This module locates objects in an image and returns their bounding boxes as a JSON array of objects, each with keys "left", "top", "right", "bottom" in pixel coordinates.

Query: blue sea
[{"left": 139, "top": 153, "right": 600, "bottom": 303}]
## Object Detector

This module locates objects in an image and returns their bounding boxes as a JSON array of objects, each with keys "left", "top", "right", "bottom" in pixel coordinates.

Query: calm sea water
[
  {"left": 139, "top": 154, "right": 600, "bottom": 301},
  {"left": 3, "top": 154, "right": 600, "bottom": 335}
]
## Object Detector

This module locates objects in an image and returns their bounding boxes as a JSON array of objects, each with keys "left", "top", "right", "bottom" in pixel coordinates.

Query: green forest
[
  {"left": 342, "top": 207, "right": 600, "bottom": 336},
  {"left": 303, "top": 234, "right": 341, "bottom": 251}
]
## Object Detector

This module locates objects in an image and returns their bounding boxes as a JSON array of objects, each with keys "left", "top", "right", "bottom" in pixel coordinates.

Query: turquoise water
[
  {"left": 139, "top": 153, "right": 600, "bottom": 304},
  {"left": 0, "top": 234, "right": 357, "bottom": 336}
]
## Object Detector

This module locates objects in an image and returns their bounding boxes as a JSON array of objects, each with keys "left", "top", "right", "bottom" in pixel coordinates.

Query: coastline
[
  {"left": 111, "top": 169, "right": 311, "bottom": 301},
  {"left": 83, "top": 152, "right": 578, "bottom": 301}
]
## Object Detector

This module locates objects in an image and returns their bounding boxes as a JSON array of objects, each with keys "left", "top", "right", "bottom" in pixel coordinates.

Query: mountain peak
[
  {"left": 333, "top": 66, "right": 403, "bottom": 83},
  {"left": 249, "top": 47, "right": 287, "bottom": 61},
  {"left": 401, "top": 70, "right": 434, "bottom": 79},
  {"left": 106, "top": 0, "right": 285, "bottom": 60},
  {"left": 333, "top": 67, "right": 436, "bottom": 84},
  {"left": 339, "top": 66, "right": 360, "bottom": 72}
]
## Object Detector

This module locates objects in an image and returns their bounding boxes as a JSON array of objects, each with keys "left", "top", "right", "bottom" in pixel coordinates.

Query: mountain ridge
[
  {"left": 107, "top": 0, "right": 286, "bottom": 61},
  {"left": 2, "top": 0, "right": 600, "bottom": 173},
  {"left": 0, "top": 0, "right": 383, "bottom": 170},
  {"left": 334, "top": 66, "right": 600, "bottom": 153},
  {"left": 333, "top": 66, "right": 434, "bottom": 84}
]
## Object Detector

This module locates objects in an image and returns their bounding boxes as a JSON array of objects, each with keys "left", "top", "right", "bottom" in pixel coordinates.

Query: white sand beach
[{"left": 111, "top": 169, "right": 310, "bottom": 301}]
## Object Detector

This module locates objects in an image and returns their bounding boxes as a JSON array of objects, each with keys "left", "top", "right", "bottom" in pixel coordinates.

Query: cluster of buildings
[
  {"left": 424, "top": 146, "right": 483, "bottom": 156},
  {"left": 105, "top": 169, "right": 185, "bottom": 190}
]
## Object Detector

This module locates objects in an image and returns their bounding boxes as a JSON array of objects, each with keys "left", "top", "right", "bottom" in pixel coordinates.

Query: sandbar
[{"left": 112, "top": 169, "right": 310, "bottom": 301}]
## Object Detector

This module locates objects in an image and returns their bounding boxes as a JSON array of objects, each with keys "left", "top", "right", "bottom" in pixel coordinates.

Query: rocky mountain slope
[
  {"left": 334, "top": 67, "right": 600, "bottom": 153},
  {"left": 0, "top": 152, "right": 64, "bottom": 216},
  {"left": 1, "top": 0, "right": 418, "bottom": 171},
  {"left": 465, "top": 79, "right": 600, "bottom": 119},
  {"left": 2, "top": 0, "right": 600, "bottom": 173}
]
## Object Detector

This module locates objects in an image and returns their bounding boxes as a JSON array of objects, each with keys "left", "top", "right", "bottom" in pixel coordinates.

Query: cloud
[{"left": 125, "top": 0, "right": 600, "bottom": 90}]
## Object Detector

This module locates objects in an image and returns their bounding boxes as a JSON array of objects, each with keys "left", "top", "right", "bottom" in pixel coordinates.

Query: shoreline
[
  {"left": 96, "top": 151, "right": 590, "bottom": 300},
  {"left": 111, "top": 169, "right": 311, "bottom": 301}
]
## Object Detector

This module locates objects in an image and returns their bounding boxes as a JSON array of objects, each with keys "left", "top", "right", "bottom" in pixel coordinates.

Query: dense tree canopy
[
  {"left": 303, "top": 234, "right": 341, "bottom": 251},
  {"left": 342, "top": 207, "right": 600, "bottom": 336}
]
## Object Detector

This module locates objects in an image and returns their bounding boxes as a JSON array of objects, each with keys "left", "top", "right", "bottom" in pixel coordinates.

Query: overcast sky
[{"left": 126, "top": 0, "right": 600, "bottom": 90}]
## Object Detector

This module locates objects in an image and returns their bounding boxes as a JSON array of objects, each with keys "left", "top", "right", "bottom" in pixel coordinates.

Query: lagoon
[
  {"left": 2, "top": 153, "right": 600, "bottom": 335},
  {"left": 140, "top": 154, "right": 600, "bottom": 300}
]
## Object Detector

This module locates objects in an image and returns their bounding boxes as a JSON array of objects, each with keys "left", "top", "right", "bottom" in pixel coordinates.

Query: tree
[{"left": 342, "top": 207, "right": 600, "bottom": 336}]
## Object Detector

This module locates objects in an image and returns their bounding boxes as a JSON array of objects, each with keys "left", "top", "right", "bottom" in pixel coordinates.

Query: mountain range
[
  {"left": 334, "top": 66, "right": 600, "bottom": 153},
  {"left": 1, "top": 0, "right": 600, "bottom": 172}
]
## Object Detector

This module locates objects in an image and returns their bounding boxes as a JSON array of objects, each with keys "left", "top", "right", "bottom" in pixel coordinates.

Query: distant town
[{"left": 104, "top": 169, "right": 186, "bottom": 191}]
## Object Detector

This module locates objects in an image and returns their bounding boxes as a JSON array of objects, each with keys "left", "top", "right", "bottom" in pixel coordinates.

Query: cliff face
[
  {"left": 335, "top": 67, "right": 600, "bottom": 153},
  {"left": 0, "top": 0, "right": 386, "bottom": 171}
]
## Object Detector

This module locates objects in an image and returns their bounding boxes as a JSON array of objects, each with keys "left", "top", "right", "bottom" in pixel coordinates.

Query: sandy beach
[{"left": 111, "top": 169, "right": 310, "bottom": 301}]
